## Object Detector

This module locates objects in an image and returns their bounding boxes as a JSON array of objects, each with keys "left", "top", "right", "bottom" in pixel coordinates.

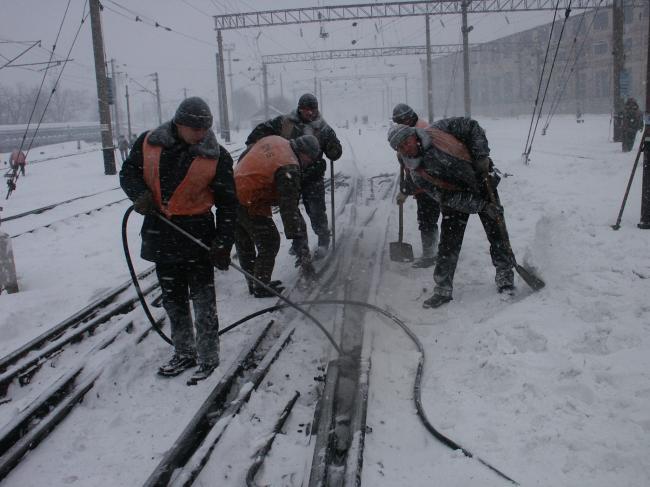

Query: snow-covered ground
[{"left": 0, "top": 116, "right": 648, "bottom": 486}]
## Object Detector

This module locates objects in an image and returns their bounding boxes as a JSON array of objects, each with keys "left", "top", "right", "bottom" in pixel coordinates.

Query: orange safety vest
[
  {"left": 235, "top": 135, "right": 299, "bottom": 217},
  {"left": 425, "top": 127, "right": 472, "bottom": 162},
  {"left": 412, "top": 127, "right": 472, "bottom": 192},
  {"left": 407, "top": 118, "right": 431, "bottom": 194},
  {"left": 142, "top": 134, "right": 217, "bottom": 217}
]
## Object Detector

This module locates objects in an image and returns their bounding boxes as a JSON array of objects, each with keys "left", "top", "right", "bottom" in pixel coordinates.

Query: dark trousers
[
  {"left": 155, "top": 259, "right": 219, "bottom": 366},
  {"left": 234, "top": 206, "right": 281, "bottom": 291},
  {"left": 302, "top": 176, "right": 330, "bottom": 244},
  {"left": 622, "top": 130, "right": 637, "bottom": 152},
  {"left": 433, "top": 191, "right": 514, "bottom": 297},
  {"left": 415, "top": 192, "right": 440, "bottom": 233}
]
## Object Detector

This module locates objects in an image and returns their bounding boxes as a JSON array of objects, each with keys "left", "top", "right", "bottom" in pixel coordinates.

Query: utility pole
[
  {"left": 125, "top": 83, "right": 132, "bottom": 139},
  {"left": 224, "top": 43, "right": 235, "bottom": 122},
  {"left": 152, "top": 72, "right": 162, "bottom": 125},
  {"left": 262, "top": 62, "right": 269, "bottom": 119},
  {"left": 404, "top": 75, "right": 408, "bottom": 105},
  {"left": 425, "top": 13, "right": 434, "bottom": 121},
  {"left": 420, "top": 58, "right": 427, "bottom": 114},
  {"left": 89, "top": 0, "right": 116, "bottom": 175},
  {"left": 461, "top": 0, "right": 473, "bottom": 118},
  {"left": 280, "top": 73, "right": 284, "bottom": 99},
  {"left": 318, "top": 79, "right": 323, "bottom": 113},
  {"left": 110, "top": 58, "right": 121, "bottom": 140},
  {"left": 638, "top": 8, "right": 650, "bottom": 229},
  {"left": 612, "top": 0, "right": 625, "bottom": 142},
  {"left": 183, "top": 87, "right": 188, "bottom": 99},
  {"left": 216, "top": 30, "right": 230, "bottom": 142}
]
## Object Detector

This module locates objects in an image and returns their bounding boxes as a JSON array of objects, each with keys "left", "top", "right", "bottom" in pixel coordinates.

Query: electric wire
[
  {"left": 521, "top": 0, "right": 562, "bottom": 164},
  {"left": 524, "top": 0, "right": 573, "bottom": 163},
  {"left": 542, "top": 0, "right": 604, "bottom": 132},
  {"left": 6, "top": 0, "right": 74, "bottom": 199}
]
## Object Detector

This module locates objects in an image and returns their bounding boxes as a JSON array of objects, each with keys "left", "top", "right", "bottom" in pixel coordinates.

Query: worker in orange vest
[
  {"left": 9, "top": 149, "right": 27, "bottom": 176},
  {"left": 119, "top": 97, "right": 237, "bottom": 383},
  {"left": 234, "top": 134, "right": 321, "bottom": 297}
]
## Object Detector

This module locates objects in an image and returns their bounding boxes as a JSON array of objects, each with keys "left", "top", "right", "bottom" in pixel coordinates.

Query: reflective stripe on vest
[
  {"left": 142, "top": 134, "right": 217, "bottom": 217},
  {"left": 235, "top": 135, "right": 299, "bottom": 216},
  {"left": 426, "top": 127, "right": 472, "bottom": 162}
]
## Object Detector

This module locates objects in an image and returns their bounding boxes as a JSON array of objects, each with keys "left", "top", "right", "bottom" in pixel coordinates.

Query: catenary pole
[
  {"left": 152, "top": 72, "right": 162, "bottom": 125},
  {"left": 216, "top": 30, "right": 230, "bottom": 142},
  {"left": 461, "top": 0, "right": 472, "bottom": 117},
  {"left": 262, "top": 63, "right": 269, "bottom": 120},
  {"left": 89, "top": 0, "right": 116, "bottom": 175},
  {"left": 637, "top": 6, "right": 650, "bottom": 229},
  {"left": 110, "top": 58, "right": 121, "bottom": 140},
  {"left": 125, "top": 84, "right": 132, "bottom": 140},
  {"left": 612, "top": 0, "right": 624, "bottom": 142},
  {"left": 425, "top": 14, "right": 434, "bottom": 121}
]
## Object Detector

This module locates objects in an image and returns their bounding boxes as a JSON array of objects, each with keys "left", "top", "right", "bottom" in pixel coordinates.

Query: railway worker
[
  {"left": 391, "top": 103, "right": 440, "bottom": 268},
  {"left": 9, "top": 149, "right": 26, "bottom": 176},
  {"left": 621, "top": 97, "right": 643, "bottom": 153},
  {"left": 119, "top": 97, "right": 237, "bottom": 383},
  {"left": 117, "top": 135, "right": 130, "bottom": 162},
  {"left": 234, "top": 134, "right": 321, "bottom": 297},
  {"left": 245, "top": 93, "right": 342, "bottom": 259},
  {"left": 387, "top": 118, "right": 515, "bottom": 308}
]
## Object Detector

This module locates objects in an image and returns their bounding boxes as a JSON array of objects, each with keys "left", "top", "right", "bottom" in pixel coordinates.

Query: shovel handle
[
  {"left": 483, "top": 175, "right": 516, "bottom": 265},
  {"left": 398, "top": 166, "right": 405, "bottom": 243}
]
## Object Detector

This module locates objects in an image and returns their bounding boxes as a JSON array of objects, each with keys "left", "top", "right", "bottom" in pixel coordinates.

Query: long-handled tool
[
  {"left": 484, "top": 177, "right": 545, "bottom": 291},
  {"left": 612, "top": 132, "right": 646, "bottom": 230},
  {"left": 152, "top": 212, "right": 342, "bottom": 355},
  {"left": 329, "top": 159, "right": 336, "bottom": 250},
  {"left": 389, "top": 166, "right": 414, "bottom": 262}
]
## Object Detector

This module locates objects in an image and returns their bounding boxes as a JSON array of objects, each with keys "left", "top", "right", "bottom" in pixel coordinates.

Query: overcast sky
[{"left": 1, "top": 0, "right": 563, "bottom": 123}]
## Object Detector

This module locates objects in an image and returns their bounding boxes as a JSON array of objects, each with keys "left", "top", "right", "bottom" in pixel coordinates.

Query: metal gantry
[
  {"left": 213, "top": 1, "right": 626, "bottom": 30},
  {"left": 213, "top": 0, "right": 644, "bottom": 130}
]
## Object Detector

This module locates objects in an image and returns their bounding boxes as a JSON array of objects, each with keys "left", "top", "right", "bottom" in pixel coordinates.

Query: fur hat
[
  {"left": 173, "top": 97, "right": 213, "bottom": 129},
  {"left": 291, "top": 134, "right": 322, "bottom": 162},
  {"left": 392, "top": 103, "right": 417, "bottom": 125},
  {"left": 387, "top": 124, "right": 415, "bottom": 151},
  {"left": 298, "top": 93, "right": 319, "bottom": 109}
]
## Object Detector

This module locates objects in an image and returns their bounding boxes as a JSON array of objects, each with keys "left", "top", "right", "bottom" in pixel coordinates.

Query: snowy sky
[{"left": 1, "top": 1, "right": 566, "bottom": 121}]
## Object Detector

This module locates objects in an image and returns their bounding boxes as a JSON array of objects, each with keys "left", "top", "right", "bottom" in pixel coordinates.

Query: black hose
[
  {"left": 121, "top": 206, "right": 172, "bottom": 344},
  {"left": 223, "top": 300, "right": 519, "bottom": 486}
]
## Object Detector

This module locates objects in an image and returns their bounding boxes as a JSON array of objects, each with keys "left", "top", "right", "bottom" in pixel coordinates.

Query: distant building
[{"left": 429, "top": 3, "right": 648, "bottom": 117}]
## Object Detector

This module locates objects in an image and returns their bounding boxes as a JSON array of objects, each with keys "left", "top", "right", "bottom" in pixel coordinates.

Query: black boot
[
  {"left": 412, "top": 229, "right": 438, "bottom": 268},
  {"left": 422, "top": 294, "right": 452, "bottom": 309},
  {"left": 253, "top": 280, "right": 285, "bottom": 298},
  {"left": 157, "top": 354, "right": 197, "bottom": 377},
  {"left": 186, "top": 362, "right": 218, "bottom": 385}
]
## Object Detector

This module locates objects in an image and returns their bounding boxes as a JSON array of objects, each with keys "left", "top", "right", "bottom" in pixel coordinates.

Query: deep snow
[{"left": 0, "top": 115, "right": 648, "bottom": 486}]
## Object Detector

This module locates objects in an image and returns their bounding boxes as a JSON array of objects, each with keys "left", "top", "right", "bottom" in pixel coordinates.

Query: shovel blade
[
  {"left": 390, "top": 241, "right": 414, "bottom": 262},
  {"left": 515, "top": 263, "right": 545, "bottom": 291}
]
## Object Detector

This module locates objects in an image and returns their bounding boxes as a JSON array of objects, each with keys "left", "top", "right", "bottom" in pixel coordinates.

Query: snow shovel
[
  {"left": 329, "top": 159, "right": 336, "bottom": 250},
  {"left": 390, "top": 168, "right": 414, "bottom": 262},
  {"left": 484, "top": 177, "right": 545, "bottom": 291}
]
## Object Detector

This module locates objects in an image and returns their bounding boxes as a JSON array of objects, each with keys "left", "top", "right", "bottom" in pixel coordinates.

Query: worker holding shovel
[{"left": 387, "top": 119, "right": 543, "bottom": 309}]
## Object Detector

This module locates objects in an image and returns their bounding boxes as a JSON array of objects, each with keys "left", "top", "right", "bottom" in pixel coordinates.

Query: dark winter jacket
[
  {"left": 622, "top": 101, "right": 643, "bottom": 133},
  {"left": 120, "top": 121, "right": 238, "bottom": 263},
  {"left": 245, "top": 110, "right": 342, "bottom": 181},
  {"left": 409, "top": 117, "right": 492, "bottom": 214}
]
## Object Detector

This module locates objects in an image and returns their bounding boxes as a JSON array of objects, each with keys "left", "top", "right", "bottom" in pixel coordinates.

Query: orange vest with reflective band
[
  {"left": 235, "top": 135, "right": 299, "bottom": 217},
  {"left": 414, "top": 118, "right": 429, "bottom": 129},
  {"left": 408, "top": 118, "right": 430, "bottom": 194},
  {"left": 142, "top": 134, "right": 217, "bottom": 217},
  {"left": 425, "top": 127, "right": 472, "bottom": 162}
]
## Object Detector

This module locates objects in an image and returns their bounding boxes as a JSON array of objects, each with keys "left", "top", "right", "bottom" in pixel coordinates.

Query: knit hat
[
  {"left": 291, "top": 135, "right": 322, "bottom": 162},
  {"left": 392, "top": 103, "right": 416, "bottom": 125},
  {"left": 387, "top": 124, "right": 416, "bottom": 151},
  {"left": 298, "top": 93, "right": 319, "bottom": 109},
  {"left": 173, "top": 97, "right": 213, "bottom": 129}
]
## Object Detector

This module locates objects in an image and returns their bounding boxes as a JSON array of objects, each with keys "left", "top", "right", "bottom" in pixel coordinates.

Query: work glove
[
  {"left": 209, "top": 242, "right": 231, "bottom": 270},
  {"left": 293, "top": 238, "right": 316, "bottom": 277},
  {"left": 474, "top": 156, "right": 491, "bottom": 175},
  {"left": 484, "top": 202, "right": 504, "bottom": 221},
  {"left": 395, "top": 191, "right": 407, "bottom": 205},
  {"left": 133, "top": 191, "right": 157, "bottom": 216}
]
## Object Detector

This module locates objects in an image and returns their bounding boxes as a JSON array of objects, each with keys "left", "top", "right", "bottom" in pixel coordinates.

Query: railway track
[{"left": 0, "top": 267, "right": 163, "bottom": 480}]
